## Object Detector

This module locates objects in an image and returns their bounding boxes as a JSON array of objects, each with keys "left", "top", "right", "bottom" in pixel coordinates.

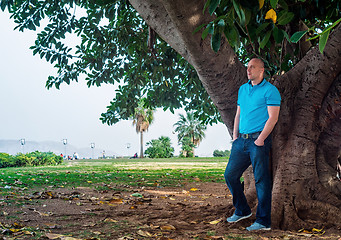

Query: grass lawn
[{"left": 0, "top": 157, "right": 228, "bottom": 194}]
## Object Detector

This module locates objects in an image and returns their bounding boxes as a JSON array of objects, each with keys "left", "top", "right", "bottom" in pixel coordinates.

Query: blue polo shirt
[{"left": 237, "top": 79, "right": 281, "bottom": 134}]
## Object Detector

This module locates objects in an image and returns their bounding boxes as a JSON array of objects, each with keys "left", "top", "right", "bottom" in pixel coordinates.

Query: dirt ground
[{"left": 1, "top": 182, "right": 341, "bottom": 240}]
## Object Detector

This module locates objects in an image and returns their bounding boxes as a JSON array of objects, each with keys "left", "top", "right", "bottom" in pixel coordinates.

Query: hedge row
[{"left": 0, "top": 151, "right": 63, "bottom": 168}]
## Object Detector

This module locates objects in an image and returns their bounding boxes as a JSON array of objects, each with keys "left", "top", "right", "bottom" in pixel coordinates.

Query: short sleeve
[
  {"left": 266, "top": 85, "right": 281, "bottom": 106},
  {"left": 237, "top": 85, "right": 244, "bottom": 106}
]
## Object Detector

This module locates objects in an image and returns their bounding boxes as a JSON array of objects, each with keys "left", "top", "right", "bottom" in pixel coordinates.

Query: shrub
[
  {"left": 213, "top": 149, "right": 231, "bottom": 158},
  {"left": 0, "top": 151, "right": 63, "bottom": 168},
  {"left": 145, "top": 136, "right": 174, "bottom": 158},
  {"left": 0, "top": 153, "right": 15, "bottom": 168}
]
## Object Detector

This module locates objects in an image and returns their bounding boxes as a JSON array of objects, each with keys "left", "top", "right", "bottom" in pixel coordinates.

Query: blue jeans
[{"left": 224, "top": 136, "right": 272, "bottom": 227}]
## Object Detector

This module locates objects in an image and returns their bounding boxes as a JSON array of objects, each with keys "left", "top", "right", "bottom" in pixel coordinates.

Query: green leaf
[
  {"left": 290, "top": 30, "right": 308, "bottom": 43},
  {"left": 224, "top": 26, "right": 238, "bottom": 48},
  {"left": 217, "top": 19, "right": 225, "bottom": 27},
  {"left": 270, "top": 0, "right": 279, "bottom": 9},
  {"left": 203, "top": 0, "right": 211, "bottom": 14},
  {"left": 256, "top": 22, "right": 269, "bottom": 35},
  {"left": 1, "top": 0, "right": 7, "bottom": 11},
  {"left": 209, "top": 0, "right": 221, "bottom": 15},
  {"left": 278, "top": 0, "right": 288, "bottom": 11},
  {"left": 131, "top": 193, "right": 143, "bottom": 198},
  {"left": 282, "top": 30, "right": 290, "bottom": 41},
  {"left": 202, "top": 23, "right": 213, "bottom": 40},
  {"left": 244, "top": 8, "right": 252, "bottom": 25},
  {"left": 260, "top": 31, "right": 271, "bottom": 49},
  {"left": 319, "top": 30, "right": 330, "bottom": 54},
  {"left": 232, "top": 0, "right": 245, "bottom": 25},
  {"left": 277, "top": 11, "right": 294, "bottom": 25},
  {"left": 234, "top": 22, "right": 247, "bottom": 38},
  {"left": 211, "top": 31, "right": 221, "bottom": 52},
  {"left": 193, "top": 23, "right": 207, "bottom": 34},
  {"left": 273, "top": 27, "right": 284, "bottom": 43}
]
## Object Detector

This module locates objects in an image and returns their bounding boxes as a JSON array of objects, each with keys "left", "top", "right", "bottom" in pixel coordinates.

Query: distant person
[
  {"left": 73, "top": 152, "right": 79, "bottom": 160},
  {"left": 102, "top": 150, "right": 106, "bottom": 159}
]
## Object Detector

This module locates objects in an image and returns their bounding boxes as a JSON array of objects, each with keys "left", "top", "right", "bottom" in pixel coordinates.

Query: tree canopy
[{"left": 1, "top": 0, "right": 339, "bottom": 126}]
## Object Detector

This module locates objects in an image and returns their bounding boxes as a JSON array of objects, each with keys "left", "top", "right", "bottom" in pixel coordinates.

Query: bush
[
  {"left": 145, "top": 136, "right": 174, "bottom": 158},
  {"left": 179, "top": 137, "right": 195, "bottom": 158},
  {"left": 0, "top": 151, "right": 63, "bottom": 168},
  {"left": 0, "top": 153, "right": 15, "bottom": 168},
  {"left": 213, "top": 149, "right": 231, "bottom": 158}
]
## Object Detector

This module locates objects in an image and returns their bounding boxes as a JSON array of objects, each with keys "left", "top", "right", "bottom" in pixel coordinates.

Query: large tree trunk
[{"left": 128, "top": 0, "right": 341, "bottom": 230}]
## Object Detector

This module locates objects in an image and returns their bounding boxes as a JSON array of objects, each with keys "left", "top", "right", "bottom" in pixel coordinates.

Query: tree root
[{"left": 294, "top": 198, "right": 341, "bottom": 228}]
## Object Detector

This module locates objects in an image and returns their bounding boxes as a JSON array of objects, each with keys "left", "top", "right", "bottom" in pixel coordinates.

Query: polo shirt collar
[{"left": 248, "top": 79, "right": 266, "bottom": 86}]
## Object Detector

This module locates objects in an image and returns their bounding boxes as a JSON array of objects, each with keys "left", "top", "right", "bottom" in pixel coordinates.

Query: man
[{"left": 224, "top": 58, "right": 281, "bottom": 231}]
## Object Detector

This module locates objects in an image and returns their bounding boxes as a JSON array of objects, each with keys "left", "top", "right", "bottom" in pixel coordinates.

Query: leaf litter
[{"left": 1, "top": 182, "right": 341, "bottom": 239}]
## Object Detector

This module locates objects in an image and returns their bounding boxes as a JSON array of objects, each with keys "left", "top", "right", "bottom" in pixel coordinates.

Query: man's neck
[{"left": 251, "top": 78, "right": 263, "bottom": 86}]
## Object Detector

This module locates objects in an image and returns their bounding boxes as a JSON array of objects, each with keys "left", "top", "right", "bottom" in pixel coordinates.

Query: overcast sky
[{"left": 0, "top": 12, "right": 232, "bottom": 157}]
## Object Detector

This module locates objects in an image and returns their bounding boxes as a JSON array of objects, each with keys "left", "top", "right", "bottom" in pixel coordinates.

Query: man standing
[{"left": 224, "top": 58, "right": 281, "bottom": 231}]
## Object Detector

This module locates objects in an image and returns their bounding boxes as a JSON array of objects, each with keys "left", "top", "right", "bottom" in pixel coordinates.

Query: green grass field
[{"left": 0, "top": 157, "right": 228, "bottom": 195}]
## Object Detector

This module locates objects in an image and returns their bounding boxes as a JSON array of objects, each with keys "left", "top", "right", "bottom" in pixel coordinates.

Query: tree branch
[{"left": 129, "top": 0, "right": 247, "bottom": 133}]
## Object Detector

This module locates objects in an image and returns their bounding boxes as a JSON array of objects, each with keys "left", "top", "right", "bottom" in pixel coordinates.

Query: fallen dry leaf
[
  {"left": 36, "top": 210, "right": 53, "bottom": 216},
  {"left": 160, "top": 225, "right": 176, "bottom": 231},
  {"left": 137, "top": 230, "right": 152, "bottom": 237},
  {"left": 45, "top": 233, "right": 64, "bottom": 239},
  {"left": 109, "top": 198, "right": 123, "bottom": 204},
  {"left": 61, "top": 237, "right": 82, "bottom": 240},
  {"left": 209, "top": 219, "right": 222, "bottom": 225},
  {"left": 45, "top": 233, "right": 82, "bottom": 240},
  {"left": 104, "top": 218, "right": 118, "bottom": 223},
  {"left": 43, "top": 223, "right": 60, "bottom": 229},
  {"left": 83, "top": 222, "right": 96, "bottom": 227},
  {"left": 150, "top": 224, "right": 160, "bottom": 229}
]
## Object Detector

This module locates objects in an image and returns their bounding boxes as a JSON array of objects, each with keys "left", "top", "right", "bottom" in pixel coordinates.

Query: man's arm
[
  {"left": 233, "top": 106, "right": 241, "bottom": 141},
  {"left": 254, "top": 106, "right": 280, "bottom": 146}
]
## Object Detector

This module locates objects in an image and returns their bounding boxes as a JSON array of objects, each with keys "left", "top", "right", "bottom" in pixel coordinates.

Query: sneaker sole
[
  {"left": 246, "top": 227, "right": 271, "bottom": 231},
  {"left": 227, "top": 213, "right": 252, "bottom": 223}
]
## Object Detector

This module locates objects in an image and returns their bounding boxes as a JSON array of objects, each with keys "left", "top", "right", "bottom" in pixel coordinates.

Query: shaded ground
[{"left": 1, "top": 182, "right": 340, "bottom": 240}]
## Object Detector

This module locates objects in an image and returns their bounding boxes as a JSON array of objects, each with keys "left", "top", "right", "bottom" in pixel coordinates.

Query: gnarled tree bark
[{"left": 128, "top": 0, "right": 341, "bottom": 230}]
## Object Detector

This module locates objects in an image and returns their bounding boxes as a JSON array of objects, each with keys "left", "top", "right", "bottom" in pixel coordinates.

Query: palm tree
[
  {"left": 132, "top": 100, "right": 154, "bottom": 158},
  {"left": 173, "top": 112, "right": 207, "bottom": 156}
]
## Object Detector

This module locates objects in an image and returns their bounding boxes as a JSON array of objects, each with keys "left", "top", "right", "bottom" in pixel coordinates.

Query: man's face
[{"left": 247, "top": 59, "right": 264, "bottom": 81}]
